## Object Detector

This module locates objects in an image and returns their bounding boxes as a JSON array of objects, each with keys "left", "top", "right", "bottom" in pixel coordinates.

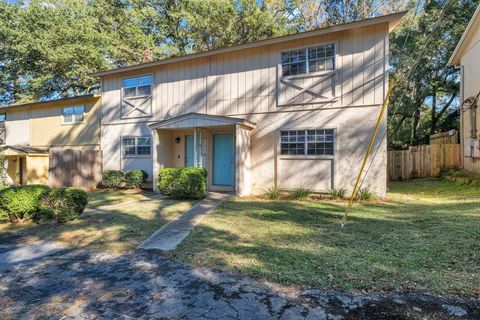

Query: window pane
[
  {"left": 63, "top": 107, "right": 74, "bottom": 115},
  {"left": 137, "top": 75, "right": 152, "bottom": 86},
  {"left": 123, "top": 146, "right": 136, "bottom": 155},
  {"left": 124, "top": 87, "right": 136, "bottom": 97},
  {"left": 137, "top": 146, "right": 151, "bottom": 155},
  {"left": 122, "top": 138, "right": 136, "bottom": 146},
  {"left": 137, "top": 137, "right": 150, "bottom": 146},
  {"left": 0, "top": 114, "right": 6, "bottom": 122},
  {"left": 123, "top": 78, "right": 137, "bottom": 88},
  {"left": 138, "top": 85, "right": 151, "bottom": 96},
  {"left": 74, "top": 105, "right": 84, "bottom": 115},
  {"left": 63, "top": 115, "right": 73, "bottom": 123},
  {"left": 73, "top": 113, "right": 84, "bottom": 122}
]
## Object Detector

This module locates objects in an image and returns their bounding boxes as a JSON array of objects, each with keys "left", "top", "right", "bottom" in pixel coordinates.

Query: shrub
[
  {"left": 291, "top": 185, "right": 312, "bottom": 200},
  {"left": 157, "top": 167, "right": 207, "bottom": 199},
  {"left": 0, "top": 185, "right": 50, "bottom": 222},
  {"left": 102, "top": 170, "right": 125, "bottom": 188},
  {"left": 264, "top": 186, "right": 280, "bottom": 200},
  {"left": 40, "top": 188, "right": 88, "bottom": 223},
  {"left": 125, "top": 170, "right": 148, "bottom": 189},
  {"left": 329, "top": 187, "right": 347, "bottom": 200},
  {"left": 357, "top": 187, "right": 373, "bottom": 201}
]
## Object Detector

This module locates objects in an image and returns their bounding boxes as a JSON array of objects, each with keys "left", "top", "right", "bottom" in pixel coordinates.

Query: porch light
[{"left": 175, "top": 137, "right": 181, "bottom": 144}]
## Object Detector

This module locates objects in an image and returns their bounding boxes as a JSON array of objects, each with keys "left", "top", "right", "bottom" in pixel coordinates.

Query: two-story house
[
  {"left": 448, "top": 3, "right": 480, "bottom": 174},
  {"left": 92, "top": 12, "right": 405, "bottom": 196},
  {"left": 0, "top": 95, "right": 101, "bottom": 187}
]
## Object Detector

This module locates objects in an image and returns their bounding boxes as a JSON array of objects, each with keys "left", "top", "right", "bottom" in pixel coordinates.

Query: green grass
[
  {"left": 87, "top": 189, "right": 156, "bottom": 208},
  {"left": 175, "top": 178, "right": 480, "bottom": 297},
  {"left": 0, "top": 190, "right": 194, "bottom": 253}
]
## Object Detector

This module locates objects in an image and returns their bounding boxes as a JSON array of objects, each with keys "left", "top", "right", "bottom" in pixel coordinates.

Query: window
[
  {"left": 122, "top": 136, "right": 151, "bottom": 156},
  {"left": 281, "top": 44, "right": 335, "bottom": 77},
  {"left": 122, "top": 75, "right": 152, "bottom": 98},
  {"left": 0, "top": 113, "right": 5, "bottom": 122},
  {"left": 281, "top": 129, "right": 334, "bottom": 156},
  {"left": 62, "top": 105, "right": 84, "bottom": 124}
]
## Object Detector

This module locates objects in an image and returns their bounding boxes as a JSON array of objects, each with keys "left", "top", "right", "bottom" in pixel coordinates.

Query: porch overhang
[
  {"left": 148, "top": 113, "right": 256, "bottom": 130},
  {"left": 1, "top": 145, "right": 49, "bottom": 157}
]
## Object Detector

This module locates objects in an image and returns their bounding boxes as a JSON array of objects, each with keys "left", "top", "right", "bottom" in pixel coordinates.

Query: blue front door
[
  {"left": 213, "top": 133, "right": 234, "bottom": 186},
  {"left": 185, "top": 135, "right": 194, "bottom": 167}
]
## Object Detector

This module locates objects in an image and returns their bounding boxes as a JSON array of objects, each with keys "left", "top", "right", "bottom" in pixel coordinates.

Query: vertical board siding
[
  {"left": 49, "top": 148, "right": 102, "bottom": 189},
  {"left": 100, "top": 23, "right": 390, "bottom": 123},
  {"left": 5, "top": 108, "right": 30, "bottom": 145}
]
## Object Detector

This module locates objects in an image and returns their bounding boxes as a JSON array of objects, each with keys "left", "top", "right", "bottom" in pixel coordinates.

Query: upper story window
[
  {"left": 122, "top": 75, "right": 152, "bottom": 98},
  {"left": 62, "top": 105, "right": 84, "bottom": 124},
  {"left": 0, "top": 113, "right": 5, "bottom": 122},
  {"left": 281, "top": 44, "right": 335, "bottom": 77},
  {"left": 280, "top": 129, "right": 334, "bottom": 156},
  {"left": 122, "top": 136, "right": 151, "bottom": 156}
]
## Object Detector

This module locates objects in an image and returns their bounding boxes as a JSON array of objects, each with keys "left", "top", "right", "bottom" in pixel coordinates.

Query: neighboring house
[
  {"left": 0, "top": 95, "right": 101, "bottom": 186},
  {"left": 448, "top": 4, "right": 480, "bottom": 174},
  {"left": 92, "top": 12, "right": 405, "bottom": 196}
]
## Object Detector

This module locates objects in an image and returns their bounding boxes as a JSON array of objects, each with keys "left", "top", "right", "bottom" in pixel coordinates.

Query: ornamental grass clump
[
  {"left": 291, "top": 186, "right": 312, "bottom": 200},
  {"left": 264, "top": 186, "right": 280, "bottom": 200}
]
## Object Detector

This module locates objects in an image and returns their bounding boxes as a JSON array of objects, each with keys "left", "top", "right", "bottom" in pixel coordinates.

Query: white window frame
[
  {"left": 62, "top": 105, "right": 84, "bottom": 124},
  {"left": 281, "top": 43, "right": 336, "bottom": 79},
  {"left": 279, "top": 128, "right": 336, "bottom": 158},
  {"left": 122, "top": 74, "right": 153, "bottom": 99},
  {"left": 121, "top": 136, "right": 152, "bottom": 157}
]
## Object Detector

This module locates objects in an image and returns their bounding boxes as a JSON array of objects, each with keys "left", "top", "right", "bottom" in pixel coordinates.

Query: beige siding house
[
  {"left": 449, "top": 4, "right": 480, "bottom": 174},
  {"left": 93, "top": 13, "right": 405, "bottom": 196},
  {"left": 0, "top": 95, "right": 101, "bottom": 185}
]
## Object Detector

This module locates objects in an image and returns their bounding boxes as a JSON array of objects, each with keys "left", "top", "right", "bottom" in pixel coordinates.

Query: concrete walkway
[{"left": 138, "top": 192, "right": 230, "bottom": 251}]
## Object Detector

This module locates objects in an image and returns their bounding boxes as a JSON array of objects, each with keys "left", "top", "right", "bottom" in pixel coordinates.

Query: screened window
[
  {"left": 281, "top": 129, "right": 334, "bottom": 156},
  {"left": 0, "top": 113, "right": 5, "bottom": 122},
  {"left": 62, "top": 105, "right": 84, "bottom": 124},
  {"left": 281, "top": 44, "right": 335, "bottom": 77},
  {"left": 122, "top": 75, "right": 152, "bottom": 98},
  {"left": 122, "top": 136, "right": 151, "bottom": 156}
]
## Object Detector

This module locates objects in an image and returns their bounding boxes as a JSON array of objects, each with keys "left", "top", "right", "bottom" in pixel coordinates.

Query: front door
[
  {"left": 185, "top": 135, "right": 194, "bottom": 167},
  {"left": 213, "top": 133, "right": 234, "bottom": 186}
]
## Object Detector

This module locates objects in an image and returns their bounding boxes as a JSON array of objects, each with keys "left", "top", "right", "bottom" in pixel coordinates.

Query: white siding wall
[{"left": 460, "top": 23, "right": 480, "bottom": 173}]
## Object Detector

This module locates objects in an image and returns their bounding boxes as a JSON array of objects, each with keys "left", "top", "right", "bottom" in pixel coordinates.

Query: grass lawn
[
  {"left": 0, "top": 190, "right": 194, "bottom": 253},
  {"left": 174, "top": 179, "right": 480, "bottom": 297}
]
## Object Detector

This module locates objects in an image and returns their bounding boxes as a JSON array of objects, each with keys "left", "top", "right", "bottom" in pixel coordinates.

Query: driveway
[{"left": 1, "top": 247, "right": 479, "bottom": 319}]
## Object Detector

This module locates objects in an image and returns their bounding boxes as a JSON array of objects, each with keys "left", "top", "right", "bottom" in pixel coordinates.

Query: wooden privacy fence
[
  {"left": 388, "top": 144, "right": 461, "bottom": 181},
  {"left": 430, "top": 130, "right": 459, "bottom": 145},
  {"left": 49, "top": 148, "right": 102, "bottom": 189}
]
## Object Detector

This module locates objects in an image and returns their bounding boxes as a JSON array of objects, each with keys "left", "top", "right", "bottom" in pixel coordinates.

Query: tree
[
  {"left": 295, "top": 0, "right": 409, "bottom": 30},
  {"left": 0, "top": 0, "right": 156, "bottom": 104},
  {"left": 388, "top": 0, "right": 478, "bottom": 148}
]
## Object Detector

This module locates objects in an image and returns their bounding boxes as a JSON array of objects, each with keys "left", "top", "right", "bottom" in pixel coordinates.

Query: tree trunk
[
  {"left": 411, "top": 103, "right": 421, "bottom": 145},
  {"left": 430, "top": 91, "right": 437, "bottom": 136}
]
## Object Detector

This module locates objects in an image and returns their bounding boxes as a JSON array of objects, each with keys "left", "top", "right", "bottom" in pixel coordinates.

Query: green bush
[
  {"left": 291, "top": 186, "right": 312, "bottom": 200},
  {"left": 157, "top": 167, "right": 207, "bottom": 199},
  {"left": 0, "top": 185, "right": 50, "bottom": 222},
  {"left": 357, "top": 187, "right": 373, "bottom": 201},
  {"left": 125, "top": 170, "right": 148, "bottom": 189},
  {"left": 329, "top": 187, "right": 347, "bottom": 200},
  {"left": 264, "top": 186, "right": 280, "bottom": 200},
  {"left": 40, "top": 188, "right": 88, "bottom": 223},
  {"left": 102, "top": 170, "right": 125, "bottom": 188}
]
